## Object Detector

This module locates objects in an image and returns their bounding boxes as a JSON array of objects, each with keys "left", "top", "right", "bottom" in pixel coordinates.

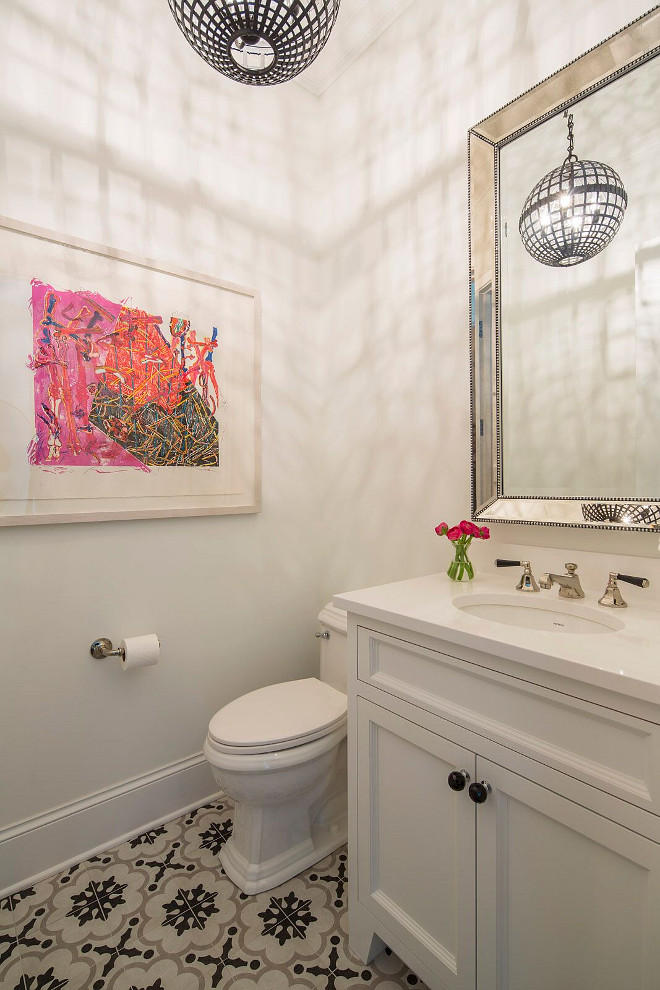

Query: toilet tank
[{"left": 317, "top": 602, "right": 348, "bottom": 695}]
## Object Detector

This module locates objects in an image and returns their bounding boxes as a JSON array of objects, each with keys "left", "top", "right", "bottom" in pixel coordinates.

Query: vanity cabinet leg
[{"left": 348, "top": 903, "right": 385, "bottom": 963}]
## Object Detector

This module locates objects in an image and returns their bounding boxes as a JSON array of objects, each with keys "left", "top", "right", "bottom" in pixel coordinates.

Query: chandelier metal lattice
[
  {"left": 167, "top": 0, "right": 341, "bottom": 86},
  {"left": 519, "top": 113, "right": 628, "bottom": 267},
  {"left": 581, "top": 502, "right": 660, "bottom": 527}
]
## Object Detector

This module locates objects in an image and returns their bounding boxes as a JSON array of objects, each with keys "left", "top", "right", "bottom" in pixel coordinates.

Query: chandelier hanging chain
[{"left": 564, "top": 111, "right": 578, "bottom": 165}]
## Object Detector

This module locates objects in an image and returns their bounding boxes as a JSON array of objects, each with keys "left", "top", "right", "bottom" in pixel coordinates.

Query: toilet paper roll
[{"left": 120, "top": 634, "right": 160, "bottom": 671}]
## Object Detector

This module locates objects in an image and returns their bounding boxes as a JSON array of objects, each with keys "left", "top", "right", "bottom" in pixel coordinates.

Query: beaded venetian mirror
[{"left": 469, "top": 7, "right": 660, "bottom": 532}]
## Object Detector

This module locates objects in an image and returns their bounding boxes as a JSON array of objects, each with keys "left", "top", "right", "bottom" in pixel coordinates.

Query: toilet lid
[{"left": 208, "top": 678, "right": 347, "bottom": 753}]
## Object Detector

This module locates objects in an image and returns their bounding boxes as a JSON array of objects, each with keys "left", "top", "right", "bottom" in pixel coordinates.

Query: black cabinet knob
[
  {"left": 469, "top": 781, "right": 492, "bottom": 804},
  {"left": 448, "top": 770, "right": 470, "bottom": 791}
]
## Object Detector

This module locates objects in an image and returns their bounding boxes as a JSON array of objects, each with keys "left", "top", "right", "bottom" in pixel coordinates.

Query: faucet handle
[
  {"left": 495, "top": 558, "right": 539, "bottom": 592},
  {"left": 598, "top": 571, "right": 650, "bottom": 608},
  {"left": 565, "top": 562, "right": 578, "bottom": 575},
  {"left": 617, "top": 573, "right": 650, "bottom": 589}
]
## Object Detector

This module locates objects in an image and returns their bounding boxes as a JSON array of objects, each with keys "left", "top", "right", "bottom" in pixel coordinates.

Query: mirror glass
[{"left": 470, "top": 9, "right": 660, "bottom": 531}]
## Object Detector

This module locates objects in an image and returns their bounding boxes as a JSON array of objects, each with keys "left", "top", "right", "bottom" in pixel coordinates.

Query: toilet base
[
  {"left": 221, "top": 817, "right": 347, "bottom": 895},
  {"left": 206, "top": 731, "right": 348, "bottom": 895}
]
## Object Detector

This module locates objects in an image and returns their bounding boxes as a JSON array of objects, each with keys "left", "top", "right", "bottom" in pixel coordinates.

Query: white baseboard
[{"left": 0, "top": 753, "right": 219, "bottom": 897}]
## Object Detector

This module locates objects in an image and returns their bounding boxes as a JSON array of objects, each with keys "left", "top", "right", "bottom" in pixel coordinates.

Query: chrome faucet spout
[{"left": 539, "top": 563, "right": 585, "bottom": 599}]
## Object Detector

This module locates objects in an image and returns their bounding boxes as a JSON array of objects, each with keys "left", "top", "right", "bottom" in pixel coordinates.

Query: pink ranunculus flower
[{"left": 436, "top": 515, "right": 487, "bottom": 581}]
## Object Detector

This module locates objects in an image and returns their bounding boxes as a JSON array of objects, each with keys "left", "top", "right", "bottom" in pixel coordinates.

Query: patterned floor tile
[
  {"left": 228, "top": 970, "right": 317, "bottom": 990},
  {"left": 1, "top": 910, "right": 49, "bottom": 986},
  {"left": 0, "top": 863, "right": 91, "bottom": 988},
  {"left": 0, "top": 894, "right": 16, "bottom": 934},
  {"left": 4, "top": 877, "right": 126, "bottom": 990},
  {"left": 104, "top": 953, "right": 204, "bottom": 990},
  {"left": 3, "top": 945, "right": 103, "bottom": 990},
  {"left": 4, "top": 861, "right": 86, "bottom": 927},
  {"left": 0, "top": 898, "right": 18, "bottom": 987},
  {"left": 230, "top": 926, "right": 423, "bottom": 990},
  {"left": 34, "top": 859, "right": 148, "bottom": 951},
  {"left": 173, "top": 799, "right": 235, "bottom": 872},
  {"left": 118, "top": 925, "right": 262, "bottom": 989},
  {"left": 290, "top": 933, "right": 375, "bottom": 988},
  {"left": 305, "top": 848, "right": 348, "bottom": 912},
  {"left": 370, "top": 947, "right": 427, "bottom": 989},
  {"left": 239, "top": 875, "right": 339, "bottom": 967},
  {"left": 137, "top": 867, "right": 239, "bottom": 956},
  {"left": 85, "top": 843, "right": 177, "bottom": 899},
  {"left": 181, "top": 797, "right": 232, "bottom": 828},
  {"left": 2, "top": 796, "right": 426, "bottom": 990},
  {"left": 90, "top": 817, "right": 186, "bottom": 866}
]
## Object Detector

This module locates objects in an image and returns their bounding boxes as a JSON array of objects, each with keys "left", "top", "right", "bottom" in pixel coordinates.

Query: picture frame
[{"left": 0, "top": 216, "right": 261, "bottom": 525}]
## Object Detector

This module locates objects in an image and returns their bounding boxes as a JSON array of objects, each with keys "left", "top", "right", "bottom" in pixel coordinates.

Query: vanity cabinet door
[
  {"left": 356, "top": 698, "right": 476, "bottom": 990},
  {"left": 475, "top": 757, "right": 660, "bottom": 990}
]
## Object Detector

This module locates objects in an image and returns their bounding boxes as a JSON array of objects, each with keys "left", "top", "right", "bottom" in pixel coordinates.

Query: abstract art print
[
  {"left": 0, "top": 218, "right": 260, "bottom": 524},
  {"left": 28, "top": 281, "right": 220, "bottom": 470}
]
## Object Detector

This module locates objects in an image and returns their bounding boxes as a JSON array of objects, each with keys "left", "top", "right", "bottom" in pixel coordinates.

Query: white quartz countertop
[{"left": 334, "top": 572, "right": 660, "bottom": 706}]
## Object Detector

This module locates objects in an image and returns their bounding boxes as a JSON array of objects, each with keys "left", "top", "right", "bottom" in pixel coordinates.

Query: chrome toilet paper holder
[{"left": 90, "top": 637, "right": 125, "bottom": 661}]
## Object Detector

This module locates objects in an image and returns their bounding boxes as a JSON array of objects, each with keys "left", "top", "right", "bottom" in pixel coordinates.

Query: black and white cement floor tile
[
  {"left": 227, "top": 913, "right": 427, "bottom": 990},
  {"left": 86, "top": 844, "right": 182, "bottom": 901},
  {"left": 31, "top": 863, "right": 136, "bottom": 956},
  {"left": 238, "top": 879, "right": 338, "bottom": 967},
  {"left": 173, "top": 803, "right": 235, "bottom": 872},
  {"left": 137, "top": 868, "right": 239, "bottom": 957},
  {"left": 95, "top": 817, "right": 187, "bottom": 866},
  {"left": 306, "top": 851, "right": 348, "bottom": 912},
  {"left": 0, "top": 865, "right": 99, "bottom": 987},
  {"left": 4, "top": 945, "right": 101, "bottom": 990},
  {"left": 3, "top": 861, "right": 86, "bottom": 930},
  {"left": 105, "top": 955, "right": 204, "bottom": 990},
  {"left": 3, "top": 797, "right": 426, "bottom": 990},
  {"left": 106, "top": 927, "right": 263, "bottom": 990},
  {"left": 2, "top": 921, "right": 122, "bottom": 990},
  {"left": 1, "top": 892, "right": 19, "bottom": 934},
  {"left": 0, "top": 899, "right": 19, "bottom": 987}
]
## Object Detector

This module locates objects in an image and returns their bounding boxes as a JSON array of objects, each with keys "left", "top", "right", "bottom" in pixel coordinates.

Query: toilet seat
[{"left": 207, "top": 678, "right": 347, "bottom": 755}]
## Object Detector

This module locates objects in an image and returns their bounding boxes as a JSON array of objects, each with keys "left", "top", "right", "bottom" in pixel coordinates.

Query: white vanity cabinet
[{"left": 342, "top": 609, "right": 660, "bottom": 990}]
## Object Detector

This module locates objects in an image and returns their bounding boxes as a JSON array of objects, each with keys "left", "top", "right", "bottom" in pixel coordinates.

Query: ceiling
[{"left": 297, "top": 0, "right": 417, "bottom": 95}]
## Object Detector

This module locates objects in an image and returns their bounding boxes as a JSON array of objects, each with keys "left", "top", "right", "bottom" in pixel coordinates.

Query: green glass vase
[{"left": 447, "top": 543, "right": 474, "bottom": 581}]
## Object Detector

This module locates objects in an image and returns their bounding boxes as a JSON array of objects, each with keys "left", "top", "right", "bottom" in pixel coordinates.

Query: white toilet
[{"left": 203, "top": 603, "right": 348, "bottom": 894}]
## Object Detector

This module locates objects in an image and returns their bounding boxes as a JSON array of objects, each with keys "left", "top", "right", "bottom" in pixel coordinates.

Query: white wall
[
  {"left": 0, "top": 0, "right": 324, "bottom": 858},
  {"left": 316, "top": 0, "right": 659, "bottom": 603},
  {"left": 1, "top": 0, "right": 659, "bottom": 887}
]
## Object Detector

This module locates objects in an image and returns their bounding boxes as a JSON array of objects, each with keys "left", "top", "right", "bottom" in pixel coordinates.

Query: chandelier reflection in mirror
[
  {"left": 519, "top": 112, "right": 628, "bottom": 267},
  {"left": 168, "top": 0, "right": 341, "bottom": 85}
]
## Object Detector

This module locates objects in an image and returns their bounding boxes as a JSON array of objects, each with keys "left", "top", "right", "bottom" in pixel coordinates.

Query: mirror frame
[{"left": 469, "top": 7, "right": 660, "bottom": 532}]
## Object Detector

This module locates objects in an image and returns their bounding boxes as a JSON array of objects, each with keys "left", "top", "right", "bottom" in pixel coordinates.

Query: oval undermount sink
[{"left": 453, "top": 593, "right": 625, "bottom": 634}]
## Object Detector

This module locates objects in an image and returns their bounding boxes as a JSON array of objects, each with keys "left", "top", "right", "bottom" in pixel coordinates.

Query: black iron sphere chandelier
[
  {"left": 519, "top": 112, "right": 628, "bottom": 267},
  {"left": 167, "top": 0, "right": 341, "bottom": 86}
]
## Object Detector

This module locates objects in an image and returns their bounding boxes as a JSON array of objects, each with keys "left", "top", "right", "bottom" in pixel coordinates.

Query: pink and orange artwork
[{"left": 27, "top": 280, "right": 220, "bottom": 470}]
